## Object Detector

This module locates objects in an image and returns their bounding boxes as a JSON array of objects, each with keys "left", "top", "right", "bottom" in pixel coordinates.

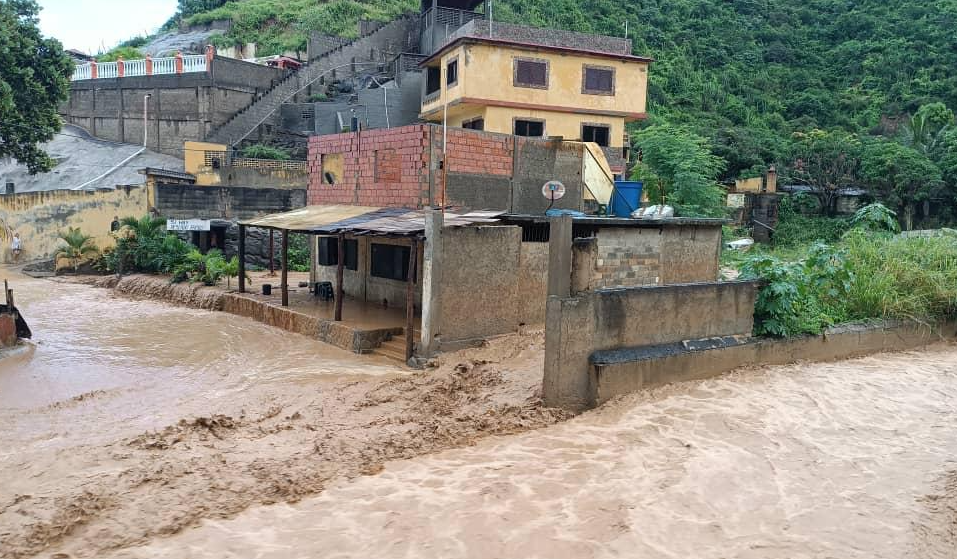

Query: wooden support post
[
  {"left": 334, "top": 233, "right": 344, "bottom": 321},
  {"left": 281, "top": 230, "right": 289, "bottom": 307},
  {"left": 405, "top": 238, "right": 418, "bottom": 362},
  {"left": 238, "top": 224, "right": 246, "bottom": 293},
  {"left": 268, "top": 230, "right": 275, "bottom": 276}
]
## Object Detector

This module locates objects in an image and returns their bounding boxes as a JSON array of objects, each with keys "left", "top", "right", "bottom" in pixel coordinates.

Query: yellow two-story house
[{"left": 419, "top": 30, "right": 651, "bottom": 172}]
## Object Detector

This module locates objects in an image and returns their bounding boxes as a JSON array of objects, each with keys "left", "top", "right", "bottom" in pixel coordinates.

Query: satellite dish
[{"left": 542, "top": 180, "right": 566, "bottom": 200}]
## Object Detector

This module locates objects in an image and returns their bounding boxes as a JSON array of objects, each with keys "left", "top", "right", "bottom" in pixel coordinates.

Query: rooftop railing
[{"left": 70, "top": 53, "right": 209, "bottom": 81}]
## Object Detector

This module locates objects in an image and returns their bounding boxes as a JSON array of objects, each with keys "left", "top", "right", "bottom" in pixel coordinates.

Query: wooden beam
[
  {"left": 405, "top": 238, "right": 418, "bottom": 363},
  {"left": 334, "top": 233, "right": 344, "bottom": 321},
  {"left": 281, "top": 230, "right": 289, "bottom": 307},
  {"left": 238, "top": 224, "right": 246, "bottom": 293}
]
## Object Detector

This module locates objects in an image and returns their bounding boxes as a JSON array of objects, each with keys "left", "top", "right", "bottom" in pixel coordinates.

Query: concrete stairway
[
  {"left": 205, "top": 16, "right": 417, "bottom": 146},
  {"left": 374, "top": 329, "right": 418, "bottom": 364}
]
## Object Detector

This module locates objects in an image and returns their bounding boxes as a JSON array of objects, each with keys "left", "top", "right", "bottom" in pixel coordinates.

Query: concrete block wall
[{"left": 543, "top": 280, "right": 761, "bottom": 411}]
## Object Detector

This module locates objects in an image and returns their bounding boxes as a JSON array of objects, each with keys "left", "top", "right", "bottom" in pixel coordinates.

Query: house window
[
  {"left": 582, "top": 65, "right": 615, "bottom": 95},
  {"left": 370, "top": 243, "right": 411, "bottom": 281},
  {"left": 301, "top": 106, "right": 315, "bottom": 121},
  {"left": 462, "top": 117, "right": 484, "bottom": 130},
  {"left": 514, "top": 119, "right": 544, "bottom": 137},
  {"left": 513, "top": 58, "right": 548, "bottom": 89},
  {"left": 318, "top": 237, "right": 358, "bottom": 270},
  {"left": 446, "top": 57, "right": 458, "bottom": 87},
  {"left": 582, "top": 124, "right": 610, "bottom": 146},
  {"left": 425, "top": 66, "right": 441, "bottom": 97}
]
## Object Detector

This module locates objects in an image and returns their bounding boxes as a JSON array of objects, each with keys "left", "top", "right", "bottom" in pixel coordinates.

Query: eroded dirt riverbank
[{"left": 0, "top": 272, "right": 566, "bottom": 559}]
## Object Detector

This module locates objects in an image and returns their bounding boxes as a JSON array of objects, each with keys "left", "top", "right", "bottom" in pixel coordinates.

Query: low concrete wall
[
  {"left": 110, "top": 274, "right": 399, "bottom": 352},
  {"left": 543, "top": 280, "right": 760, "bottom": 410},
  {"left": 589, "top": 320, "right": 957, "bottom": 407},
  {"left": 0, "top": 186, "right": 147, "bottom": 264}
]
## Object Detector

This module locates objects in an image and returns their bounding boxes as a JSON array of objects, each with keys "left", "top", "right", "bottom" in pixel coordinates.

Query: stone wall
[
  {"left": 153, "top": 182, "right": 306, "bottom": 266},
  {"left": 0, "top": 186, "right": 147, "bottom": 264},
  {"left": 543, "top": 280, "right": 761, "bottom": 411}
]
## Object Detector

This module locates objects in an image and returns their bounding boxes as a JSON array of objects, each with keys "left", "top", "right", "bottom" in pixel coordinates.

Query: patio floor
[{"left": 240, "top": 270, "right": 418, "bottom": 331}]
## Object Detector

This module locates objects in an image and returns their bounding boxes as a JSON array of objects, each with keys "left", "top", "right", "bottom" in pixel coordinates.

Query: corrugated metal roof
[
  {"left": 240, "top": 205, "right": 384, "bottom": 231},
  {"left": 241, "top": 205, "right": 504, "bottom": 235}
]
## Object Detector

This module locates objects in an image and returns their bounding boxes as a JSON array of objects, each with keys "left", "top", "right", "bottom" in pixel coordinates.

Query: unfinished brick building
[{"left": 307, "top": 123, "right": 614, "bottom": 213}]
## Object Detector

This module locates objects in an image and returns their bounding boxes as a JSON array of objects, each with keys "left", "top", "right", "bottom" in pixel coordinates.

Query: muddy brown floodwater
[{"left": 2, "top": 271, "right": 957, "bottom": 558}]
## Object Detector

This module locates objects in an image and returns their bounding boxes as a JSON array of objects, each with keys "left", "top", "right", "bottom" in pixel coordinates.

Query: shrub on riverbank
[{"left": 740, "top": 218, "right": 957, "bottom": 337}]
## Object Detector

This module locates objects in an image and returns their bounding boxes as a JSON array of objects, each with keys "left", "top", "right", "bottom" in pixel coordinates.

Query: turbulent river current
[{"left": 1, "top": 272, "right": 955, "bottom": 558}]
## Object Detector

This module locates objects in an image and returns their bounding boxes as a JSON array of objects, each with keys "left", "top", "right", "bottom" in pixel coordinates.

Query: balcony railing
[{"left": 70, "top": 54, "right": 209, "bottom": 81}]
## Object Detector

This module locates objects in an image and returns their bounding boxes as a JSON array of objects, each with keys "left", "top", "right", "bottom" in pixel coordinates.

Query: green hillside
[{"left": 165, "top": 0, "right": 957, "bottom": 223}]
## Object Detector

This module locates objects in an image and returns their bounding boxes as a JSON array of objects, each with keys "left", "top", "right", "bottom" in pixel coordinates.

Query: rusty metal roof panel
[
  {"left": 242, "top": 205, "right": 506, "bottom": 235},
  {"left": 240, "top": 205, "right": 384, "bottom": 231}
]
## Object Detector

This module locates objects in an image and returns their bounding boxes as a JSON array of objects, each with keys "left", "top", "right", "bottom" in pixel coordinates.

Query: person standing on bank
[
  {"left": 11, "top": 232, "right": 22, "bottom": 264},
  {"left": 111, "top": 216, "right": 120, "bottom": 233}
]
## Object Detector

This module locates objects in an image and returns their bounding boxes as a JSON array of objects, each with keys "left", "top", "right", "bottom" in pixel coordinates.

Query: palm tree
[
  {"left": 56, "top": 227, "right": 99, "bottom": 273},
  {"left": 119, "top": 215, "right": 166, "bottom": 240}
]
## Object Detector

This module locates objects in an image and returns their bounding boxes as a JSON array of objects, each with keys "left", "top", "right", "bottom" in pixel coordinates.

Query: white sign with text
[{"left": 166, "top": 219, "right": 211, "bottom": 231}]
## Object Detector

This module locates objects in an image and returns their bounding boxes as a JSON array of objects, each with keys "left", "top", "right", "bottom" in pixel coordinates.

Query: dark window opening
[
  {"left": 520, "top": 223, "right": 550, "bottom": 242},
  {"left": 425, "top": 66, "right": 441, "bottom": 96},
  {"left": 514, "top": 59, "right": 547, "bottom": 88},
  {"left": 462, "top": 117, "right": 484, "bottom": 131},
  {"left": 370, "top": 243, "right": 411, "bottom": 281},
  {"left": 582, "top": 125, "right": 610, "bottom": 147},
  {"left": 446, "top": 58, "right": 458, "bottom": 86},
  {"left": 514, "top": 119, "right": 544, "bottom": 137},
  {"left": 318, "top": 237, "right": 358, "bottom": 270},
  {"left": 583, "top": 66, "right": 615, "bottom": 94},
  {"left": 191, "top": 227, "right": 228, "bottom": 254}
]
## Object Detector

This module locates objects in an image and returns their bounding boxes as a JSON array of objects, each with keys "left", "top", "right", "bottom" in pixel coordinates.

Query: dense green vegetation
[
  {"left": 0, "top": 0, "right": 72, "bottom": 173},
  {"left": 97, "top": 216, "right": 246, "bottom": 286},
  {"left": 730, "top": 204, "right": 957, "bottom": 337}
]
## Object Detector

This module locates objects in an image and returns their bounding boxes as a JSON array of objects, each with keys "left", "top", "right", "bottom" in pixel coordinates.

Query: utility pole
[{"left": 143, "top": 94, "right": 151, "bottom": 148}]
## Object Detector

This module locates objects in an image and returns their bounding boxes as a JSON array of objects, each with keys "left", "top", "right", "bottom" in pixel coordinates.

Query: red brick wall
[
  {"left": 307, "top": 124, "right": 519, "bottom": 209},
  {"left": 307, "top": 125, "right": 432, "bottom": 208}
]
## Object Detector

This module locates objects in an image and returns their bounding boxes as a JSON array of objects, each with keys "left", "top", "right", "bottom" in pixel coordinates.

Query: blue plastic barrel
[{"left": 610, "top": 181, "right": 643, "bottom": 217}]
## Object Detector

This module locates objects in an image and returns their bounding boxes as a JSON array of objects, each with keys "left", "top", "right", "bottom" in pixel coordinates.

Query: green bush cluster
[
  {"left": 239, "top": 144, "right": 290, "bottom": 160},
  {"left": 741, "top": 207, "right": 957, "bottom": 337},
  {"left": 96, "top": 216, "right": 247, "bottom": 287}
]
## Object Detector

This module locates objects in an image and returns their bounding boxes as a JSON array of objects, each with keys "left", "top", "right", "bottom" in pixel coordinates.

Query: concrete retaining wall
[
  {"left": 0, "top": 186, "right": 147, "bottom": 264},
  {"left": 590, "top": 321, "right": 957, "bottom": 407},
  {"left": 543, "top": 280, "right": 761, "bottom": 410},
  {"left": 62, "top": 57, "right": 287, "bottom": 156}
]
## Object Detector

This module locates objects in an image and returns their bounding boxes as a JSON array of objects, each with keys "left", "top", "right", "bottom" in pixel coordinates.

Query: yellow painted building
[{"left": 419, "top": 36, "right": 651, "bottom": 151}]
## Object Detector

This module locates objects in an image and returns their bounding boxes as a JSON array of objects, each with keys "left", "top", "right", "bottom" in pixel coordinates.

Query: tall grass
[{"left": 842, "top": 230, "right": 957, "bottom": 323}]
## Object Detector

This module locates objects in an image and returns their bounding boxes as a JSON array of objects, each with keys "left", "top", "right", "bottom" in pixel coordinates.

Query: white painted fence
[{"left": 70, "top": 55, "right": 208, "bottom": 81}]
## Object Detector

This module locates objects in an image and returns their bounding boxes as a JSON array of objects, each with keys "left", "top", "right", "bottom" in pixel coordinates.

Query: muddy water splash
[
  {"left": 116, "top": 346, "right": 957, "bottom": 559},
  {"left": 0, "top": 271, "right": 563, "bottom": 559}
]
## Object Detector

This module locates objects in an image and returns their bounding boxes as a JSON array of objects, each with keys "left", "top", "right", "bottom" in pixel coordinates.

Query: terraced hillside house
[{"left": 418, "top": 20, "right": 651, "bottom": 174}]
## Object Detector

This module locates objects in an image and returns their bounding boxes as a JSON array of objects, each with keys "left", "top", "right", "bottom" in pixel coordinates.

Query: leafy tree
[
  {"left": 631, "top": 124, "right": 726, "bottom": 217},
  {"left": 786, "top": 129, "right": 862, "bottom": 216},
  {"left": 850, "top": 203, "right": 900, "bottom": 233},
  {"left": 55, "top": 227, "right": 99, "bottom": 272},
  {"left": 96, "top": 46, "right": 144, "bottom": 62},
  {"left": 0, "top": 0, "right": 73, "bottom": 173},
  {"left": 859, "top": 140, "right": 943, "bottom": 230}
]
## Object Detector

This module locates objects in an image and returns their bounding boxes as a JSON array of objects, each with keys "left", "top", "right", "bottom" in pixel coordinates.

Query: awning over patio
[{"left": 241, "top": 205, "right": 504, "bottom": 236}]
